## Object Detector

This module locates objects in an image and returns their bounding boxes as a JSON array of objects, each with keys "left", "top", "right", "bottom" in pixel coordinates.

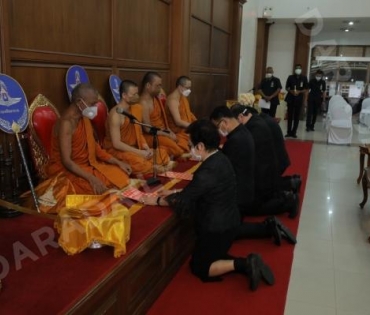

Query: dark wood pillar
[
  {"left": 293, "top": 23, "right": 314, "bottom": 76},
  {"left": 170, "top": 0, "right": 191, "bottom": 90},
  {"left": 254, "top": 18, "right": 271, "bottom": 89},
  {"left": 229, "top": 0, "right": 247, "bottom": 99}
]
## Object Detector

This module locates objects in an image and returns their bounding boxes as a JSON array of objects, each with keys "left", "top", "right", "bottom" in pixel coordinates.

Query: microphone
[{"left": 116, "top": 107, "right": 137, "bottom": 122}]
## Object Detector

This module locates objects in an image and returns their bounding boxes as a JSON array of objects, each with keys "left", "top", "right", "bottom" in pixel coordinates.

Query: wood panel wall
[
  {"left": 0, "top": 0, "right": 245, "bottom": 197},
  {"left": 254, "top": 18, "right": 271, "bottom": 89}
]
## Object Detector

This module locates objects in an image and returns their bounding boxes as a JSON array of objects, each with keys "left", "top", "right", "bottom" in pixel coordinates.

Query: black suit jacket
[{"left": 167, "top": 151, "right": 240, "bottom": 233}]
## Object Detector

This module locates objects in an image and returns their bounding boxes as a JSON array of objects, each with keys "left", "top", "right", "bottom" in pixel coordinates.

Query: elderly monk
[
  {"left": 104, "top": 79, "right": 171, "bottom": 175},
  {"left": 140, "top": 71, "right": 185, "bottom": 158},
  {"left": 166, "top": 76, "right": 197, "bottom": 152},
  {"left": 47, "top": 83, "right": 132, "bottom": 194}
]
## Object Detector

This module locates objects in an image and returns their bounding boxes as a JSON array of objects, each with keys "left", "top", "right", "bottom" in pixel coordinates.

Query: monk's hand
[
  {"left": 168, "top": 131, "right": 177, "bottom": 142},
  {"left": 88, "top": 176, "right": 108, "bottom": 194},
  {"left": 118, "top": 161, "right": 132, "bottom": 175},
  {"left": 142, "top": 149, "right": 153, "bottom": 160}
]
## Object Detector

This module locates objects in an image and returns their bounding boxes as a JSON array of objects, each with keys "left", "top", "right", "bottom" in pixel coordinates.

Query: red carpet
[
  {"left": 148, "top": 140, "right": 313, "bottom": 315},
  {"left": 0, "top": 160, "right": 196, "bottom": 315}
]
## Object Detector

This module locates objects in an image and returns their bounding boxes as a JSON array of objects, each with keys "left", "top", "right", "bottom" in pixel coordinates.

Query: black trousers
[
  {"left": 261, "top": 103, "right": 278, "bottom": 117},
  {"left": 190, "top": 230, "right": 236, "bottom": 282},
  {"left": 306, "top": 97, "right": 321, "bottom": 128},
  {"left": 287, "top": 98, "right": 303, "bottom": 135}
]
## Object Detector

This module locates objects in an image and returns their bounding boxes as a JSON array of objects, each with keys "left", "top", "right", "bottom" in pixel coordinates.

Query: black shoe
[
  {"left": 254, "top": 254, "right": 275, "bottom": 286},
  {"left": 306, "top": 127, "right": 310, "bottom": 132},
  {"left": 286, "top": 192, "right": 300, "bottom": 219},
  {"left": 245, "top": 254, "right": 261, "bottom": 291},
  {"left": 285, "top": 133, "right": 291, "bottom": 138},
  {"left": 291, "top": 134, "right": 297, "bottom": 138},
  {"left": 246, "top": 253, "right": 275, "bottom": 291},
  {"left": 274, "top": 217, "right": 297, "bottom": 245},
  {"left": 264, "top": 216, "right": 282, "bottom": 246},
  {"left": 290, "top": 177, "right": 302, "bottom": 193},
  {"left": 310, "top": 126, "right": 315, "bottom": 131}
]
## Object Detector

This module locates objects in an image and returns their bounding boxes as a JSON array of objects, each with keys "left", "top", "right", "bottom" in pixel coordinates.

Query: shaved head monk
[
  {"left": 104, "top": 80, "right": 171, "bottom": 175},
  {"left": 140, "top": 71, "right": 185, "bottom": 158},
  {"left": 166, "top": 75, "right": 197, "bottom": 152},
  {"left": 47, "top": 83, "right": 132, "bottom": 195}
]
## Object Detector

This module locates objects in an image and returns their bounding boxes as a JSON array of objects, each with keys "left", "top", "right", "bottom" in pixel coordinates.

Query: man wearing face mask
[
  {"left": 285, "top": 64, "right": 309, "bottom": 138},
  {"left": 46, "top": 83, "right": 132, "bottom": 196},
  {"left": 210, "top": 106, "right": 297, "bottom": 245},
  {"left": 257, "top": 67, "right": 282, "bottom": 117},
  {"left": 166, "top": 76, "right": 197, "bottom": 152},
  {"left": 104, "top": 80, "right": 172, "bottom": 175},
  {"left": 141, "top": 119, "right": 276, "bottom": 291},
  {"left": 306, "top": 70, "right": 327, "bottom": 132},
  {"left": 140, "top": 71, "right": 185, "bottom": 158}
]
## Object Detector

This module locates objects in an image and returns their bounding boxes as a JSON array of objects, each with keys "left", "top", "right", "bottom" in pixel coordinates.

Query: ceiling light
[
  {"left": 349, "top": 21, "right": 354, "bottom": 25},
  {"left": 344, "top": 29, "right": 349, "bottom": 32}
]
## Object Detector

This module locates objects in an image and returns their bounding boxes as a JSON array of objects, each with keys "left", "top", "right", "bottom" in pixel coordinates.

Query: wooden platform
[{"left": 0, "top": 203, "right": 195, "bottom": 315}]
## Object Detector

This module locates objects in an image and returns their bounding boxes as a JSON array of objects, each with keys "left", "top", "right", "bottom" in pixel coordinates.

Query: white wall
[
  {"left": 257, "top": 0, "right": 370, "bottom": 19},
  {"left": 238, "top": 0, "right": 258, "bottom": 94},
  {"left": 266, "top": 23, "right": 296, "bottom": 92}
]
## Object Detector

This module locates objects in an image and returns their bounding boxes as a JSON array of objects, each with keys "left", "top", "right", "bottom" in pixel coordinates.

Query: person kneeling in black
[
  {"left": 229, "top": 104, "right": 300, "bottom": 219},
  {"left": 210, "top": 106, "right": 296, "bottom": 245},
  {"left": 141, "top": 119, "right": 274, "bottom": 291}
]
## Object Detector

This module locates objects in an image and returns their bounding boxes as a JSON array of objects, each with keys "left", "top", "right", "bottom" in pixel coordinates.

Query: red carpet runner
[{"left": 148, "top": 140, "right": 313, "bottom": 315}]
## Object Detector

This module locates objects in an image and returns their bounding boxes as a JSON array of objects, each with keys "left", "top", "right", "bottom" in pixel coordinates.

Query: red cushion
[
  {"left": 91, "top": 100, "right": 108, "bottom": 145},
  {"left": 32, "top": 107, "right": 58, "bottom": 156}
]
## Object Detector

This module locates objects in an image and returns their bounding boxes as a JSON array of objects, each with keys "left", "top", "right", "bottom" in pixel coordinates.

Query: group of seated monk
[
  {"left": 24, "top": 72, "right": 197, "bottom": 213},
  {"left": 24, "top": 71, "right": 300, "bottom": 222}
]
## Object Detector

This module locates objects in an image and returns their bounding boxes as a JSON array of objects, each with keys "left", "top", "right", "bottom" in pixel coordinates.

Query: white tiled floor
[{"left": 282, "top": 116, "right": 370, "bottom": 315}]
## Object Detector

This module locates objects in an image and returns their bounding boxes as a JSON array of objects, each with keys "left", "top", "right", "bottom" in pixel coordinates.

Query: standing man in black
[
  {"left": 285, "top": 64, "right": 308, "bottom": 138},
  {"left": 257, "top": 66, "right": 282, "bottom": 118},
  {"left": 306, "top": 69, "right": 327, "bottom": 132}
]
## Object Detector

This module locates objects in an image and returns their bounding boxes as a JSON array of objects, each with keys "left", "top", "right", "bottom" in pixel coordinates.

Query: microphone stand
[{"left": 127, "top": 118, "right": 167, "bottom": 186}]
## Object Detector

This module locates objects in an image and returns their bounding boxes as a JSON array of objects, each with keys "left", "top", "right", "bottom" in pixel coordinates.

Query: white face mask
[
  {"left": 218, "top": 129, "right": 228, "bottom": 137},
  {"left": 190, "top": 146, "right": 202, "bottom": 161},
  {"left": 181, "top": 89, "right": 191, "bottom": 97},
  {"left": 82, "top": 106, "right": 98, "bottom": 120},
  {"left": 316, "top": 76, "right": 322, "bottom": 81},
  {"left": 295, "top": 69, "right": 302, "bottom": 75},
  {"left": 265, "top": 73, "right": 273, "bottom": 79}
]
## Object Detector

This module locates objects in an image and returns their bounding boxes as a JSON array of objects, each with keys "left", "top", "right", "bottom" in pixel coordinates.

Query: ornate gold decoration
[{"left": 28, "top": 94, "right": 60, "bottom": 180}]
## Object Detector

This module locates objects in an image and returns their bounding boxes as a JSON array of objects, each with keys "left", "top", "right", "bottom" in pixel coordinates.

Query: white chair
[
  {"left": 327, "top": 99, "right": 353, "bottom": 145},
  {"left": 359, "top": 98, "right": 370, "bottom": 127}
]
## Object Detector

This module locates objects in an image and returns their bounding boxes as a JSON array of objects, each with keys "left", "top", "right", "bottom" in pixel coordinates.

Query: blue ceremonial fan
[
  {"left": 66, "top": 65, "right": 90, "bottom": 101},
  {"left": 109, "top": 74, "right": 122, "bottom": 104},
  {"left": 0, "top": 73, "right": 29, "bottom": 134}
]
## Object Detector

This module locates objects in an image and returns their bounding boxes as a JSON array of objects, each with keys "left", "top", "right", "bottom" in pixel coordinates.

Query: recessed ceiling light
[
  {"left": 349, "top": 21, "right": 354, "bottom": 25},
  {"left": 344, "top": 29, "right": 349, "bottom": 32}
]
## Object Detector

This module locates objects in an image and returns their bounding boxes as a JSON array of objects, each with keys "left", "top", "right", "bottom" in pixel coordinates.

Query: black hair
[
  {"left": 71, "top": 83, "right": 97, "bottom": 103},
  {"left": 230, "top": 103, "right": 257, "bottom": 118},
  {"left": 186, "top": 119, "right": 220, "bottom": 151},
  {"left": 316, "top": 70, "right": 324, "bottom": 75},
  {"left": 209, "top": 105, "right": 234, "bottom": 121},
  {"left": 119, "top": 80, "right": 138, "bottom": 96},
  {"left": 295, "top": 64, "right": 302, "bottom": 69},
  {"left": 176, "top": 76, "right": 191, "bottom": 87},
  {"left": 141, "top": 71, "right": 161, "bottom": 91}
]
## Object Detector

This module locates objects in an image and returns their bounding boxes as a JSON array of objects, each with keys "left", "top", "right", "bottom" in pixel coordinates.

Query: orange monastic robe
[
  {"left": 145, "top": 97, "right": 184, "bottom": 158},
  {"left": 166, "top": 95, "right": 197, "bottom": 152},
  {"left": 48, "top": 117, "right": 130, "bottom": 193},
  {"left": 104, "top": 104, "right": 170, "bottom": 175}
]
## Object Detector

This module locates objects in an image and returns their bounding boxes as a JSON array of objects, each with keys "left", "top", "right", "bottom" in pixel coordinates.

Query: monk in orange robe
[
  {"left": 166, "top": 76, "right": 197, "bottom": 152},
  {"left": 140, "top": 71, "right": 185, "bottom": 158},
  {"left": 23, "top": 83, "right": 132, "bottom": 213},
  {"left": 104, "top": 79, "right": 171, "bottom": 175},
  {"left": 48, "top": 83, "right": 131, "bottom": 193}
]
